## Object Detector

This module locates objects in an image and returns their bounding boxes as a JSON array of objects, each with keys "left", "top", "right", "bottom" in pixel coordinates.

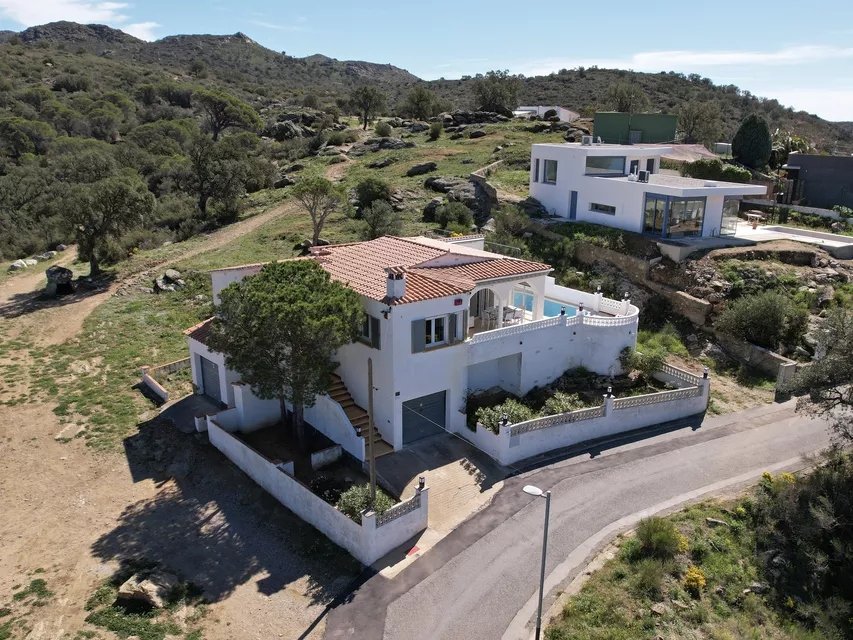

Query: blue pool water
[
  {"left": 543, "top": 299, "right": 577, "bottom": 317},
  {"left": 512, "top": 292, "right": 578, "bottom": 317}
]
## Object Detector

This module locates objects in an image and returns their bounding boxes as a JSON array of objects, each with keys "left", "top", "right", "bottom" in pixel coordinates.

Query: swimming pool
[
  {"left": 512, "top": 292, "right": 578, "bottom": 318},
  {"left": 544, "top": 299, "right": 577, "bottom": 317}
]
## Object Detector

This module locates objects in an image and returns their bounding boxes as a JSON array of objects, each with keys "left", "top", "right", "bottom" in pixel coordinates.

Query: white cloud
[
  {"left": 0, "top": 0, "right": 129, "bottom": 25},
  {"left": 512, "top": 44, "right": 853, "bottom": 77},
  {"left": 123, "top": 21, "right": 159, "bottom": 41},
  {"left": 761, "top": 88, "right": 853, "bottom": 122},
  {"left": 246, "top": 19, "right": 307, "bottom": 32}
]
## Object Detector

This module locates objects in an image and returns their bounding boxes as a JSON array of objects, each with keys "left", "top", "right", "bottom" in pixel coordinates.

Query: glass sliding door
[
  {"left": 666, "top": 198, "right": 705, "bottom": 238},
  {"left": 720, "top": 198, "right": 740, "bottom": 236},
  {"left": 644, "top": 195, "right": 665, "bottom": 236}
]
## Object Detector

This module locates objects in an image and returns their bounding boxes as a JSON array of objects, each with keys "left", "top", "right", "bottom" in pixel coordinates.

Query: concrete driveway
[{"left": 377, "top": 432, "right": 508, "bottom": 536}]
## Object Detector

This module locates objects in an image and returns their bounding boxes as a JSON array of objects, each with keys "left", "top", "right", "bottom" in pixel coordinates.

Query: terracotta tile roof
[
  {"left": 203, "top": 236, "right": 551, "bottom": 306},
  {"left": 442, "top": 234, "right": 486, "bottom": 242},
  {"left": 416, "top": 258, "right": 551, "bottom": 283},
  {"left": 183, "top": 316, "right": 216, "bottom": 344}
]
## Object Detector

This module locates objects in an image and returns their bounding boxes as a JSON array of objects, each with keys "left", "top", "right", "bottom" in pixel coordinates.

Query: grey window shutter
[
  {"left": 447, "top": 313, "right": 457, "bottom": 344},
  {"left": 462, "top": 310, "right": 468, "bottom": 339},
  {"left": 411, "top": 319, "right": 426, "bottom": 353},
  {"left": 370, "top": 316, "right": 381, "bottom": 350}
]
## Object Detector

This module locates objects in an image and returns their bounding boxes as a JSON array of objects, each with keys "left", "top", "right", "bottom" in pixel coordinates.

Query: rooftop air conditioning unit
[
  {"left": 581, "top": 135, "right": 593, "bottom": 146},
  {"left": 637, "top": 170, "right": 650, "bottom": 183}
]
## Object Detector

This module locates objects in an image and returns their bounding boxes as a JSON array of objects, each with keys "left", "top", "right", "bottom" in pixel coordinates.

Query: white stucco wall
[
  {"left": 211, "top": 265, "right": 263, "bottom": 305},
  {"left": 233, "top": 383, "right": 280, "bottom": 433},
  {"left": 207, "top": 419, "right": 426, "bottom": 565},
  {"left": 188, "top": 337, "right": 240, "bottom": 407},
  {"left": 467, "top": 379, "right": 709, "bottom": 466},
  {"left": 529, "top": 144, "right": 763, "bottom": 238}
]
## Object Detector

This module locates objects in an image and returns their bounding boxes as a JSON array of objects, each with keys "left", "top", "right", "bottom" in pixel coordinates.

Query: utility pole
[{"left": 367, "top": 357, "right": 376, "bottom": 502}]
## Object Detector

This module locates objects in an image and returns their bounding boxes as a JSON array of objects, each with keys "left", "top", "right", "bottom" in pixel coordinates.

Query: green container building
[{"left": 593, "top": 112, "right": 677, "bottom": 144}]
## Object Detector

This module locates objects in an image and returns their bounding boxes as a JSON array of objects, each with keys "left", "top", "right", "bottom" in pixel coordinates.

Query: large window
[
  {"left": 585, "top": 156, "right": 626, "bottom": 176},
  {"left": 667, "top": 198, "right": 705, "bottom": 238},
  {"left": 543, "top": 159, "right": 558, "bottom": 184},
  {"left": 720, "top": 198, "right": 740, "bottom": 236},
  {"left": 643, "top": 195, "right": 706, "bottom": 238},
  {"left": 425, "top": 315, "right": 446, "bottom": 347}
]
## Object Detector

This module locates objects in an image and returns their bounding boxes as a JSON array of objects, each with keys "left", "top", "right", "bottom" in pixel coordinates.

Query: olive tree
[{"left": 292, "top": 176, "right": 346, "bottom": 245}]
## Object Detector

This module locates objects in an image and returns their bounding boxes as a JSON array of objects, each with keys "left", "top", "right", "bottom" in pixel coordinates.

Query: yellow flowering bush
[
  {"left": 677, "top": 533, "right": 689, "bottom": 554},
  {"left": 684, "top": 565, "right": 706, "bottom": 597},
  {"left": 777, "top": 472, "right": 795, "bottom": 484}
]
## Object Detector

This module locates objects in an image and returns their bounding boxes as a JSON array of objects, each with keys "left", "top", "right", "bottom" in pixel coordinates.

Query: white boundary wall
[
  {"left": 207, "top": 419, "right": 427, "bottom": 565},
  {"left": 462, "top": 367, "right": 709, "bottom": 466}
]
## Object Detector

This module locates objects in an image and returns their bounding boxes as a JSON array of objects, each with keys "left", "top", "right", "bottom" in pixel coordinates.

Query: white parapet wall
[
  {"left": 462, "top": 366, "right": 709, "bottom": 466},
  {"left": 207, "top": 419, "right": 426, "bottom": 565}
]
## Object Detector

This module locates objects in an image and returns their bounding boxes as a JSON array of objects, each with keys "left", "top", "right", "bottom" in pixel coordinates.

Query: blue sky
[{"left": 1, "top": 0, "right": 852, "bottom": 121}]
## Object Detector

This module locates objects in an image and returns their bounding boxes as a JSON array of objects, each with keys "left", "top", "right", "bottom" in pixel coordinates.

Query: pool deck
[{"left": 735, "top": 222, "right": 853, "bottom": 258}]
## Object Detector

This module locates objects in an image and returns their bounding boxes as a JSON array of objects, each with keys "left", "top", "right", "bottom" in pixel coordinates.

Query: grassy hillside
[{"left": 2, "top": 21, "right": 850, "bottom": 153}]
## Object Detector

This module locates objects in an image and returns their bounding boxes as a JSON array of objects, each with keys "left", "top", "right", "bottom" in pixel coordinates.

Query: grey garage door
[
  {"left": 402, "top": 391, "right": 446, "bottom": 444},
  {"left": 200, "top": 356, "right": 222, "bottom": 404}
]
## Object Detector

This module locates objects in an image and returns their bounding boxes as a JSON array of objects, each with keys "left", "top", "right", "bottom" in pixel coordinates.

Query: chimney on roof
[{"left": 385, "top": 267, "right": 406, "bottom": 300}]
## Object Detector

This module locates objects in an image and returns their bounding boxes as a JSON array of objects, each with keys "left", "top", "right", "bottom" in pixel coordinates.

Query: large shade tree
[
  {"left": 193, "top": 89, "right": 262, "bottom": 141},
  {"left": 62, "top": 174, "right": 155, "bottom": 276},
  {"left": 471, "top": 70, "right": 522, "bottom": 115},
  {"left": 206, "top": 260, "right": 364, "bottom": 449},
  {"left": 677, "top": 100, "right": 721, "bottom": 145},
  {"left": 350, "top": 86, "right": 386, "bottom": 130},
  {"left": 291, "top": 176, "right": 346, "bottom": 245},
  {"left": 605, "top": 81, "right": 651, "bottom": 114}
]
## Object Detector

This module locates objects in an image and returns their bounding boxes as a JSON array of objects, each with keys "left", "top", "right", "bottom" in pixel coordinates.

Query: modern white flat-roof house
[
  {"left": 529, "top": 142, "right": 766, "bottom": 238},
  {"left": 513, "top": 106, "right": 580, "bottom": 122},
  {"left": 185, "top": 235, "right": 639, "bottom": 458}
]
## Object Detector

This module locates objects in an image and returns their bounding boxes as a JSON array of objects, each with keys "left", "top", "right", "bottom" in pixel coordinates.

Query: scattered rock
[
  {"left": 274, "top": 175, "right": 296, "bottom": 188},
  {"left": 424, "top": 176, "right": 467, "bottom": 193},
  {"left": 23, "top": 259, "right": 38, "bottom": 267},
  {"left": 8, "top": 259, "right": 28, "bottom": 271},
  {"left": 56, "top": 244, "right": 67, "bottom": 251},
  {"left": 367, "top": 157, "right": 396, "bottom": 169},
  {"left": 748, "top": 581, "right": 769, "bottom": 594},
  {"left": 409, "top": 122, "right": 429, "bottom": 133},
  {"left": 117, "top": 571, "right": 179, "bottom": 609},
  {"left": 461, "top": 158, "right": 474, "bottom": 164},
  {"left": 349, "top": 137, "right": 416, "bottom": 156},
  {"left": 706, "top": 517, "right": 730, "bottom": 527},
  {"left": 423, "top": 198, "right": 443, "bottom": 222},
  {"left": 286, "top": 163, "right": 305, "bottom": 172},
  {"left": 671, "top": 599, "right": 690, "bottom": 610},
  {"left": 468, "top": 129, "right": 487, "bottom": 139},
  {"left": 650, "top": 603, "right": 668, "bottom": 616},
  {"left": 816, "top": 285, "right": 835, "bottom": 308},
  {"left": 164, "top": 269, "right": 181, "bottom": 282},
  {"left": 406, "top": 162, "right": 437, "bottom": 177}
]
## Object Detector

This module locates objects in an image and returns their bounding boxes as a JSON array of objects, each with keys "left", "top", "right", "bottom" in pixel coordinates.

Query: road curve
[{"left": 324, "top": 401, "right": 830, "bottom": 640}]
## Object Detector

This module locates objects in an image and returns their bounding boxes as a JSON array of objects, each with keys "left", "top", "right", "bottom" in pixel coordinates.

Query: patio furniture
[
  {"left": 746, "top": 212, "right": 763, "bottom": 229},
  {"left": 483, "top": 308, "right": 498, "bottom": 330},
  {"left": 511, "top": 308, "right": 524, "bottom": 324}
]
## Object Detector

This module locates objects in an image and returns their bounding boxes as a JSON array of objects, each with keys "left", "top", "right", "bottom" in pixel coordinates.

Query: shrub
[
  {"left": 428, "top": 121, "right": 442, "bottom": 140},
  {"left": 374, "top": 121, "right": 393, "bottom": 137},
  {"left": 543, "top": 108, "right": 558, "bottom": 120},
  {"left": 680, "top": 158, "right": 751, "bottom": 184},
  {"left": 445, "top": 222, "right": 472, "bottom": 236},
  {"left": 327, "top": 130, "right": 347, "bottom": 146},
  {"left": 619, "top": 347, "right": 665, "bottom": 380},
  {"left": 493, "top": 204, "right": 530, "bottom": 236},
  {"left": 732, "top": 113, "right": 772, "bottom": 170},
  {"left": 619, "top": 537, "right": 644, "bottom": 563},
  {"left": 542, "top": 392, "right": 586, "bottom": 416},
  {"left": 476, "top": 398, "right": 534, "bottom": 433},
  {"left": 336, "top": 484, "right": 395, "bottom": 524},
  {"left": 683, "top": 565, "right": 706, "bottom": 597},
  {"left": 52, "top": 73, "right": 92, "bottom": 93},
  {"left": 361, "top": 200, "right": 402, "bottom": 240},
  {"left": 716, "top": 291, "right": 808, "bottom": 350},
  {"left": 632, "top": 559, "right": 666, "bottom": 599},
  {"left": 435, "top": 202, "right": 474, "bottom": 229},
  {"left": 355, "top": 177, "right": 391, "bottom": 208},
  {"left": 636, "top": 517, "right": 682, "bottom": 559}
]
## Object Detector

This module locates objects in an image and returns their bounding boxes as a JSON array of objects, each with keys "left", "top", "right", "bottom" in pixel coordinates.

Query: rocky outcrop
[
  {"left": 406, "top": 162, "right": 437, "bottom": 177},
  {"left": 424, "top": 176, "right": 467, "bottom": 193},
  {"left": 349, "top": 137, "right": 415, "bottom": 156},
  {"left": 117, "top": 571, "right": 179, "bottom": 609}
]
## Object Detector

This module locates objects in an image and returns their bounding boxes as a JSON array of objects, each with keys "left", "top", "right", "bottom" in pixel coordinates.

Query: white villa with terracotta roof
[{"left": 184, "top": 235, "right": 640, "bottom": 460}]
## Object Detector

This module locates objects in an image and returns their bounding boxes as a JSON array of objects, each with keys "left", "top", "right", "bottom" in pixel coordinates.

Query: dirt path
[{"left": 0, "top": 192, "right": 360, "bottom": 639}]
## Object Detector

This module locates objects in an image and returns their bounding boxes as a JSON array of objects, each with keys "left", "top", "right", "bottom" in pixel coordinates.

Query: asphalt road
[{"left": 324, "top": 401, "right": 831, "bottom": 640}]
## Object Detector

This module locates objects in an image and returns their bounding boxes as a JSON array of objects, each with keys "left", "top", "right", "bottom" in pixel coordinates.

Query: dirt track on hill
[{"left": 0, "top": 193, "right": 356, "bottom": 639}]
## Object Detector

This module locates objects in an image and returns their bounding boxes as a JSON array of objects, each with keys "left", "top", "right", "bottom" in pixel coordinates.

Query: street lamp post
[{"left": 523, "top": 484, "right": 552, "bottom": 640}]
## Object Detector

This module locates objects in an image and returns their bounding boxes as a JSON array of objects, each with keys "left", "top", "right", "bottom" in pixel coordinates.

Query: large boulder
[
  {"left": 45, "top": 265, "right": 75, "bottom": 297},
  {"left": 164, "top": 269, "right": 182, "bottom": 283},
  {"left": 424, "top": 176, "right": 467, "bottom": 193},
  {"left": 409, "top": 122, "right": 429, "bottom": 133},
  {"left": 274, "top": 175, "right": 296, "bottom": 188},
  {"left": 367, "top": 157, "right": 396, "bottom": 169},
  {"left": 117, "top": 571, "right": 179, "bottom": 609},
  {"left": 406, "top": 162, "right": 437, "bottom": 177},
  {"left": 8, "top": 259, "right": 27, "bottom": 271},
  {"left": 468, "top": 129, "right": 487, "bottom": 139},
  {"left": 423, "top": 197, "right": 443, "bottom": 222},
  {"left": 23, "top": 259, "right": 38, "bottom": 267}
]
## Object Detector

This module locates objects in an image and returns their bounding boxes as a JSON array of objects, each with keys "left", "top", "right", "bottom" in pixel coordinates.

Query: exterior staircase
[{"left": 329, "top": 374, "right": 394, "bottom": 458}]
